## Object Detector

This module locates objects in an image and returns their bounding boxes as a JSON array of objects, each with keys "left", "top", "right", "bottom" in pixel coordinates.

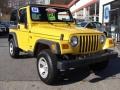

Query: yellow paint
[{"left": 103, "top": 38, "right": 115, "bottom": 49}]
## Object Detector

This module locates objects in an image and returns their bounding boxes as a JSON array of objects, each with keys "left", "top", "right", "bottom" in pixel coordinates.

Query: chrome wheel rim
[
  {"left": 38, "top": 57, "right": 48, "bottom": 79},
  {"left": 10, "top": 42, "right": 13, "bottom": 55}
]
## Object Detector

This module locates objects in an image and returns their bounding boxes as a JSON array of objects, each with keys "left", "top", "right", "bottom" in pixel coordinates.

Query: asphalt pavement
[{"left": 0, "top": 36, "right": 120, "bottom": 90}]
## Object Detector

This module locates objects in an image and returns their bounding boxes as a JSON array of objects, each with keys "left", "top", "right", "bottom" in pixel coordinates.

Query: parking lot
[{"left": 0, "top": 36, "right": 120, "bottom": 90}]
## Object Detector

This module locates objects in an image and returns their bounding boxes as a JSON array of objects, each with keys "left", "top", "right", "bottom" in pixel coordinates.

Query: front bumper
[{"left": 57, "top": 50, "right": 118, "bottom": 70}]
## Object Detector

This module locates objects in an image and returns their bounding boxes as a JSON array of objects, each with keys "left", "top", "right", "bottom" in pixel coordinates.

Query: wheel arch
[
  {"left": 34, "top": 39, "right": 61, "bottom": 56},
  {"left": 8, "top": 32, "right": 18, "bottom": 47}
]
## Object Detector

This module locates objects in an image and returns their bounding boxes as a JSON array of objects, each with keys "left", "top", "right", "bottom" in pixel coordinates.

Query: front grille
[{"left": 79, "top": 35, "right": 99, "bottom": 54}]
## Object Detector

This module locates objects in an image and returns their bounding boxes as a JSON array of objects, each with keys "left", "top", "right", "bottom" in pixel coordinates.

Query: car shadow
[
  {"left": 16, "top": 54, "right": 34, "bottom": 59},
  {"left": 89, "top": 57, "right": 120, "bottom": 83},
  {"left": 0, "top": 34, "right": 8, "bottom": 38},
  {"left": 53, "top": 56, "right": 120, "bottom": 86},
  {"left": 54, "top": 66, "right": 91, "bottom": 85},
  {"left": 15, "top": 53, "right": 34, "bottom": 59}
]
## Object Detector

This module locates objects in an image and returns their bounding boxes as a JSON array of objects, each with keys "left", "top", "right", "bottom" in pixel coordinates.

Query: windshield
[{"left": 30, "top": 6, "right": 74, "bottom": 22}]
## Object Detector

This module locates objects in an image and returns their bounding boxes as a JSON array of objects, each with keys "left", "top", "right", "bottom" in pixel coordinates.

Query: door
[{"left": 16, "top": 8, "right": 29, "bottom": 51}]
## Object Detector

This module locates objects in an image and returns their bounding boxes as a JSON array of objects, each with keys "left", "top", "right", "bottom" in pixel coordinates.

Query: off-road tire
[
  {"left": 37, "top": 49, "right": 58, "bottom": 85},
  {"left": 9, "top": 39, "right": 20, "bottom": 58}
]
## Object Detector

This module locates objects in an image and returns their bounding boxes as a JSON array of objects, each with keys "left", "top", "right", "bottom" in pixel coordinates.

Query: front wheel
[{"left": 37, "top": 49, "right": 58, "bottom": 85}]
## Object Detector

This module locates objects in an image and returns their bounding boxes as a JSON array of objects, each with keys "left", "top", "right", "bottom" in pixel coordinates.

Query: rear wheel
[
  {"left": 9, "top": 39, "right": 20, "bottom": 58},
  {"left": 37, "top": 49, "right": 58, "bottom": 85}
]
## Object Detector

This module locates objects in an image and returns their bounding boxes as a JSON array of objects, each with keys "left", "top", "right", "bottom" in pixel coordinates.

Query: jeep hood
[{"left": 31, "top": 23, "right": 103, "bottom": 40}]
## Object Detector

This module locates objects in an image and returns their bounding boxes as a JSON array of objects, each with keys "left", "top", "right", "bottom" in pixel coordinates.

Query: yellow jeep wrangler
[{"left": 9, "top": 4, "right": 118, "bottom": 84}]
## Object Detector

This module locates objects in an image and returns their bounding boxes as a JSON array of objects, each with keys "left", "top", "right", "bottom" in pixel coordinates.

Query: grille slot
[{"left": 79, "top": 35, "right": 99, "bottom": 53}]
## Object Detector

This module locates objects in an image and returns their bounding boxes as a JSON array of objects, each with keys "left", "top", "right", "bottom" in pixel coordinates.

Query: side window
[
  {"left": 10, "top": 10, "right": 18, "bottom": 25},
  {"left": 19, "top": 9, "right": 27, "bottom": 24}
]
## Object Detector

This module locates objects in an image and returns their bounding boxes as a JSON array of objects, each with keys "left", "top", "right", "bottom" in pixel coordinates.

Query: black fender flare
[
  {"left": 8, "top": 32, "right": 18, "bottom": 47},
  {"left": 34, "top": 39, "right": 61, "bottom": 54}
]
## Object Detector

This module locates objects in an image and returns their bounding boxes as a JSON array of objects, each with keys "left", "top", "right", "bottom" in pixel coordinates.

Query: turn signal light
[
  {"left": 109, "top": 40, "right": 113, "bottom": 44},
  {"left": 62, "top": 44, "right": 69, "bottom": 49}
]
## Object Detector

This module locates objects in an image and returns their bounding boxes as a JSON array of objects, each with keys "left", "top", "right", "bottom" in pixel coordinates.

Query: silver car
[{"left": 76, "top": 21, "right": 107, "bottom": 36}]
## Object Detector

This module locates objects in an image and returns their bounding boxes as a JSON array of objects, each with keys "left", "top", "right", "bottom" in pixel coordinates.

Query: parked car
[
  {"left": 0, "top": 21, "right": 10, "bottom": 34},
  {"left": 74, "top": 19, "right": 85, "bottom": 25},
  {"left": 76, "top": 21, "right": 108, "bottom": 36},
  {"left": 0, "top": 24, "right": 6, "bottom": 35}
]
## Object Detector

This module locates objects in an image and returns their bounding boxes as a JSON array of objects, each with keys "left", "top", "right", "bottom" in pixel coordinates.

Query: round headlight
[
  {"left": 70, "top": 36, "right": 78, "bottom": 47},
  {"left": 100, "top": 35, "right": 106, "bottom": 44}
]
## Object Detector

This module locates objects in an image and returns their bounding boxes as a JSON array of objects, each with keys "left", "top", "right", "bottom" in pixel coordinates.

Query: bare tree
[{"left": 0, "top": 0, "right": 12, "bottom": 14}]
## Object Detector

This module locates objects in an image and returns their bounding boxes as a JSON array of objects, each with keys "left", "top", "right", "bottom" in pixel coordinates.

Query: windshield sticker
[
  {"left": 47, "top": 13, "right": 56, "bottom": 21},
  {"left": 31, "top": 7, "right": 39, "bottom": 13},
  {"left": 46, "top": 8, "right": 57, "bottom": 13},
  {"left": 32, "top": 13, "right": 41, "bottom": 20}
]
